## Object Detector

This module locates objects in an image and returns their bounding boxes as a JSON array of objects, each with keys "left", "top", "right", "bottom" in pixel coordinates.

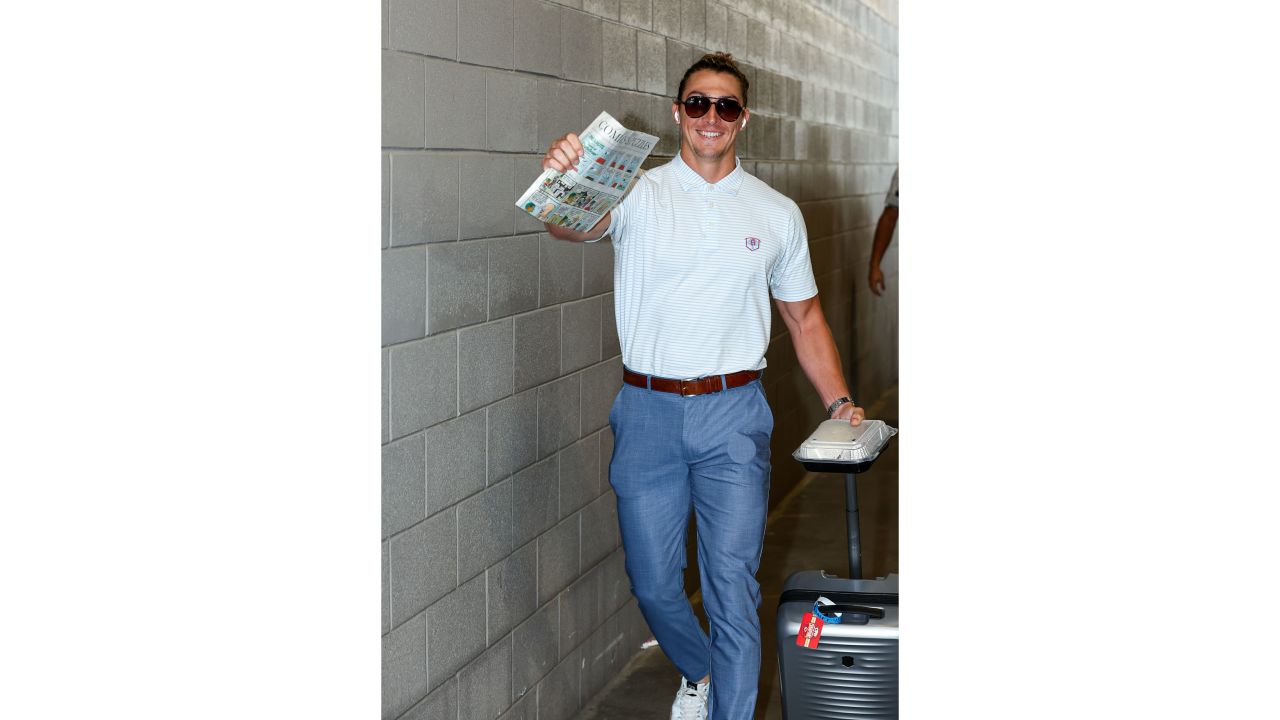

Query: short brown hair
[{"left": 676, "top": 52, "right": 749, "bottom": 107}]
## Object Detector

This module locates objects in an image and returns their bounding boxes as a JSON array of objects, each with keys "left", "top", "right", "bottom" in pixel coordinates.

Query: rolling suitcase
[{"left": 777, "top": 419, "right": 899, "bottom": 719}]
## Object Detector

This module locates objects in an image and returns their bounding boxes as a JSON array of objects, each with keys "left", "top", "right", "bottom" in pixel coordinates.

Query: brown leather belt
[{"left": 623, "top": 368, "right": 761, "bottom": 396}]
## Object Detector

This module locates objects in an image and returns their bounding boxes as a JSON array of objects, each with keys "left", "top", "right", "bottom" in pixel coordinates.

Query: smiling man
[{"left": 540, "top": 52, "right": 864, "bottom": 720}]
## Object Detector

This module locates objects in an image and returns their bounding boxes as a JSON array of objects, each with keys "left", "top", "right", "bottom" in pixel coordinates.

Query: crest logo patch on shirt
[{"left": 744, "top": 236, "right": 761, "bottom": 251}]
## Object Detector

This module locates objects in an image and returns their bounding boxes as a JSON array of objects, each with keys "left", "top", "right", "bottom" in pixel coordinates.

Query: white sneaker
[{"left": 670, "top": 677, "right": 709, "bottom": 720}]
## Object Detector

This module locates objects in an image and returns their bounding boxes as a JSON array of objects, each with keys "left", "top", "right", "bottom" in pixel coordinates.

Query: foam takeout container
[{"left": 792, "top": 419, "right": 898, "bottom": 474}]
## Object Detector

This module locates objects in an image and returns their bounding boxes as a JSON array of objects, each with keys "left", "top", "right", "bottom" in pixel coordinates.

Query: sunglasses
[{"left": 678, "top": 95, "right": 745, "bottom": 123}]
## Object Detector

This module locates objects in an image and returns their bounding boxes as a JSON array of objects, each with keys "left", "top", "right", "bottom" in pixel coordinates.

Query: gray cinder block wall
[{"left": 382, "top": 1, "right": 898, "bottom": 718}]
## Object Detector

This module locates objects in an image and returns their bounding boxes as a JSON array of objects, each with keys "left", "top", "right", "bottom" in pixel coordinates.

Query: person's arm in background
[
  {"left": 867, "top": 205, "right": 898, "bottom": 296},
  {"left": 775, "top": 295, "right": 866, "bottom": 427},
  {"left": 540, "top": 132, "right": 610, "bottom": 243}
]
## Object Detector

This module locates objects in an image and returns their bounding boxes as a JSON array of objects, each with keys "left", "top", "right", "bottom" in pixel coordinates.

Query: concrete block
[
  {"left": 726, "top": 10, "right": 747, "bottom": 60},
  {"left": 635, "top": 32, "right": 666, "bottom": 95},
  {"left": 511, "top": 599, "right": 559, "bottom": 702},
  {"left": 594, "top": 614, "right": 626, "bottom": 698},
  {"left": 512, "top": 306, "right": 560, "bottom": 392},
  {"left": 539, "top": 234, "right": 583, "bottom": 306},
  {"left": 537, "top": 374, "right": 581, "bottom": 458},
  {"left": 488, "top": 540, "right": 538, "bottom": 642},
  {"left": 458, "top": 318, "right": 514, "bottom": 414},
  {"left": 427, "top": 572, "right": 487, "bottom": 690},
  {"left": 619, "top": 0, "right": 651, "bottom": 30},
  {"left": 383, "top": 349, "right": 391, "bottom": 443},
  {"left": 487, "top": 235, "right": 540, "bottom": 320},
  {"left": 382, "top": 153, "right": 391, "bottom": 249},
  {"left": 488, "top": 71, "right": 539, "bottom": 153},
  {"left": 399, "top": 676, "right": 457, "bottom": 720},
  {"left": 679, "top": 0, "right": 704, "bottom": 47},
  {"left": 390, "top": 510, "right": 459, "bottom": 627},
  {"left": 457, "top": 478, "right": 513, "bottom": 582},
  {"left": 558, "top": 433, "right": 600, "bottom": 517},
  {"left": 705, "top": 1, "right": 726, "bottom": 51},
  {"left": 382, "top": 612, "right": 427, "bottom": 719},
  {"left": 665, "top": 39, "right": 692, "bottom": 101},
  {"left": 512, "top": 455, "right": 559, "bottom": 547},
  {"left": 383, "top": 541, "right": 391, "bottom": 634},
  {"left": 578, "top": 85, "right": 622, "bottom": 130},
  {"left": 515, "top": 0, "right": 563, "bottom": 77},
  {"left": 580, "top": 622, "right": 606, "bottom": 701},
  {"left": 424, "top": 58, "right": 486, "bottom": 150},
  {"left": 601, "top": 292, "right": 620, "bottom": 359},
  {"left": 560, "top": 297, "right": 601, "bottom": 374},
  {"left": 459, "top": 0, "right": 514, "bottom": 69},
  {"left": 751, "top": 68, "right": 770, "bottom": 114},
  {"left": 579, "top": 357, "right": 620, "bottom": 435},
  {"left": 600, "top": 546, "right": 629, "bottom": 615},
  {"left": 561, "top": 10, "right": 603, "bottom": 84},
  {"left": 487, "top": 389, "right": 539, "bottom": 483},
  {"left": 581, "top": 491, "right": 620, "bottom": 569},
  {"left": 391, "top": 152, "right": 459, "bottom": 246},
  {"left": 652, "top": 0, "right": 679, "bottom": 38},
  {"left": 383, "top": 431, "right": 427, "bottom": 538},
  {"left": 558, "top": 566, "right": 600, "bottom": 656},
  {"left": 601, "top": 22, "right": 637, "bottom": 91},
  {"left": 650, "top": 100, "right": 679, "bottom": 156},
  {"left": 497, "top": 692, "right": 534, "bottom": 720},
  {"left": 537, "top": 514, "right": 580, "bottom": 604},
  {"left": 599, "top": 426, "right": 614, "bottom": 488},
  {"left": 536, "top": 646, "right": 581, "bottom": 720},
  {"left": 383, "top": 245, "right": 426, "bottom": 346},
  {"left": 458, "top": 636, "right": 513, "bottom": 720},
  {"left": 389, "top": 333, "right": 458, "bottom": 439},
  {"left": 425, "top": 409, "right": 487, "bottom": 514},
  {"left": 582, "top": 236, "right": 613, "bottom": 297},
  {"left": 618, "top": 89, "right": 656, "bottom": 135},
  {"left": 536, "top": 79, "right": 581, "bottom": 151},
  {"left": 388, "top": 0, "right": 457, "bottom": 59},
  {"left": 461, "top": 153, "right": 516, "bottom": 239},
  {"left": 427, "top": 239, "right": 488, "bottom": 334},
  {"left": 583, "top": 0, "right": 619, "bottom": 20},
  {"left": 384, "top": 50, "right": 425, "bottom": 148}
]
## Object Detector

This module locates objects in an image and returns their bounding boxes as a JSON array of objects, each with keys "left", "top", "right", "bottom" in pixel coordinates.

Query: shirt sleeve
[
  {"left": 769, "top": 202, "right": 819, "bottom": 302},
  {"left": 884, "top": 168, "right": 899, "bottom": 209}
]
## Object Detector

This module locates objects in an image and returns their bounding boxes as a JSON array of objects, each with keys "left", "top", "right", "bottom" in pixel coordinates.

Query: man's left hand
[{"left": 832, "top": 401, "right": 865, "bottom": 426}]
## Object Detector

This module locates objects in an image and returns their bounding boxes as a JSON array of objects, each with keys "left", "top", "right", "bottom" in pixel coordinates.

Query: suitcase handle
[{"left": 815, "top": 603, "right": 885, "bottom": 624}]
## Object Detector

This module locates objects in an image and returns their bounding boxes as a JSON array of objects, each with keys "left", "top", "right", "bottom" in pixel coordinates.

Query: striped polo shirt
[{"left": 603, "top": 153, "right": 817, "bottom": 379}]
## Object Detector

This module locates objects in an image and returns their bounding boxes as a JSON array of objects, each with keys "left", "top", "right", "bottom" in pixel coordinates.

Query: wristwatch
[{"left": 826, "top": 396, "right": 853, "bottom": 418}]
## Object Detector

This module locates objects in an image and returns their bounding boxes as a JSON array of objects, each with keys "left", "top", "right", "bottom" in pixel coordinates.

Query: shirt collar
[{"left": 671, "top": 152, "right": 745, "bottom": 195}]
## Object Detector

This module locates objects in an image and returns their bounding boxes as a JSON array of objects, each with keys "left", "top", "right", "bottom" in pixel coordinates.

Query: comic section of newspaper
[{"left": 515, "top": 112, "right": 658, "bottom": 233}]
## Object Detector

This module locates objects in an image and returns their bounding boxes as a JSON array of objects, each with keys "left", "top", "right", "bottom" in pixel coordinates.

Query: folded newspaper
[{"left": 515, "top": 112, "right": 659, "bottom": 233}]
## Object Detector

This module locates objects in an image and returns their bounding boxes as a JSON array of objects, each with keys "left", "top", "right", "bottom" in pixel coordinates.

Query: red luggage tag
[{"left": 796, "top": 611, "right": 824, "bottom": 648}]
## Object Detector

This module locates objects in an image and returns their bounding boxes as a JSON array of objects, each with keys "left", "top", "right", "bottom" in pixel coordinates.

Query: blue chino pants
[{"left": 608, "top": 374, "right": 773, "bottom": 720}]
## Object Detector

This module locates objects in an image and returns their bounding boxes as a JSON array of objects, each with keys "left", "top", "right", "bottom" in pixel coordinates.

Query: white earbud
[
  {"left": 741, "top": 116, "right": 748, "bottom": 130},
  {"left": 674, "top": 113, "right": 680, "bottom": 124}
]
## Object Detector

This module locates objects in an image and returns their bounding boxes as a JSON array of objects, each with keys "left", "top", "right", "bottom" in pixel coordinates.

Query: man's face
[{"left": 674, "top": 69, "right": 749, "bottom": 163}]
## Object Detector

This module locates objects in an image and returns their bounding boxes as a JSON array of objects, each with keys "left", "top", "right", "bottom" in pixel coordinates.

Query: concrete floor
[{"left": 575, "top": 387, "right": 899, "bottom": 719}]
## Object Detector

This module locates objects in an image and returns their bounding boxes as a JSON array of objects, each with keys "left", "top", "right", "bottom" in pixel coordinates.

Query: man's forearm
[
  {"left": 869, "top": 207, "right": 898, "bottom": 269},
  {"left": 790, "top": 311, "right": 853, "bottom": 409}
]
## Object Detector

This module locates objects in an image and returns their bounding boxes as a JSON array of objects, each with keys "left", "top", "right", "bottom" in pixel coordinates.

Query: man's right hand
[
  {"left": 869, "top": 265, "right": 886, "bottom": 296},
  {"left": 543, "top": 133, "right": 584, "bottom": 173}
]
